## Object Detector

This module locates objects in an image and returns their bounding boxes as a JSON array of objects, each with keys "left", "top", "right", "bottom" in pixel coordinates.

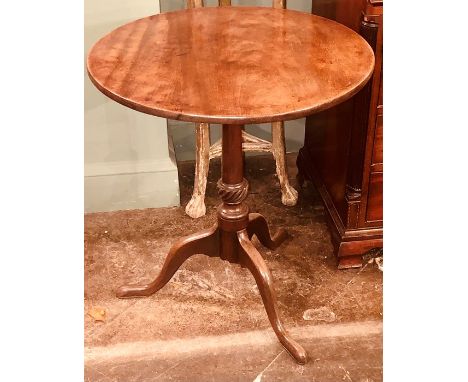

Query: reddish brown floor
[{"left": 85, "top": 153, "right": 383, "bottom": 381}]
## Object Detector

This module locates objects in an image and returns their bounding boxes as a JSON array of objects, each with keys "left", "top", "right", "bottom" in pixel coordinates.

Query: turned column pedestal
[{"left": 116, "top": 124, "right": 307, "bottom": 364}]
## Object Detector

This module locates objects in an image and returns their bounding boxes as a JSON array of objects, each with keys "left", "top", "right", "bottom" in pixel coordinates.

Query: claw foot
[
  {"left": 185, "top": 196, "right": 206, "bottom": 218},
  {"left": 281, "top": 184, "right": 298, "bottom": 206}
]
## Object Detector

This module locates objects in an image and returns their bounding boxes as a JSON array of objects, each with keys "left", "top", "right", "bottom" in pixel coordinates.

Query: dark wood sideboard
[{"left": 297, "top": 0, "right": 383, "bottom": 269}]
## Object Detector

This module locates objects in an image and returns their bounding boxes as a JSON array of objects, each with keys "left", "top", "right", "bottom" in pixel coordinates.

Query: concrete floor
[{"left": 84, "top": 153, "right": 383, "bottom": 381}]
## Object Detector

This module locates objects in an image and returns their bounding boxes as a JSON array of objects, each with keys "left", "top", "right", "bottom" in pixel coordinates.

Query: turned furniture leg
[
  {"left": 238, "top": 230, "right": 308, "bottom": 364},
  {"left": 273, "top": 1, "right": 286, "bottom": 10},
  {"left": 187, "top": 0, "right": 204, "bottom": 9},
  {"left": 271, "top": 121, "right": 298, "bottom": 206},
  {"left": 186, "top": 122, "right": 211, "bottom": 218},
  {"left": 116, "top": 225, "right": 218, "bottom": 298},
  {"left": 247, "top": 213, "right": 289, "bottom": 250}
]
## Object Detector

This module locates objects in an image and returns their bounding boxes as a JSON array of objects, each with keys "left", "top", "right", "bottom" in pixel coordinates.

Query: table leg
[
  {"left": 238, "top": 230, "right": 307, "bottom": 364},
  {"left": 247, "top": 213, "right": 289, "bottom": 250},
  {"left": 116, "top": 225, "right": 219, "bottom": 298},
  {"left": 116, "top": 124, "right": 307, "bottom": 364}
]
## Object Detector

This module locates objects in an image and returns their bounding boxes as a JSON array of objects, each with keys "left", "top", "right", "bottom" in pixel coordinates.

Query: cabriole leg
[
  {"left": 238, "top": 230, "right": 307, "bottom": 364},
  {"left": 247, "top": 213, "right": 289, "bottom": 250},
  {"left": 117, "top": 225, "right": 219, "bottom": 298}
]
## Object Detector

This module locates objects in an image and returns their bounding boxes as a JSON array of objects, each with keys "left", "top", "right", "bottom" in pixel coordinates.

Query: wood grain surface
[{"left": 87, "top": 7, "right": 375, "bottom": 124}]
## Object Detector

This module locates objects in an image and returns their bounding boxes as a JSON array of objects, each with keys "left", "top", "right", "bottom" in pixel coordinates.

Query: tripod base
[{"left": 117, "top": 213, "right": 307, "bottom": 365}]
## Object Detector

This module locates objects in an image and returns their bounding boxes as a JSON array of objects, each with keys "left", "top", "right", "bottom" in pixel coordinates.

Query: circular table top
[{"left": 87, "top": 7, "right": 375, "bottom": 124}]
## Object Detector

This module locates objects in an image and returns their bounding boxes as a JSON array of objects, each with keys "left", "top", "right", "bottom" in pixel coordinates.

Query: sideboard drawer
[
  {"left": 372, "top": 106, "right": 383, "bottom": 165},
  {"left": 366, "top": 172, "right": 383, "bottom": 222}
]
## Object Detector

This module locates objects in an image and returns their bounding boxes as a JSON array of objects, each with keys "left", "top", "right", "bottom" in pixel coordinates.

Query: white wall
[
  {"left": 84, "top": 0, "right": 180, "bottom": 212},
  {"left": 161, "top": 0, "right": 313, "bottom": 161}
]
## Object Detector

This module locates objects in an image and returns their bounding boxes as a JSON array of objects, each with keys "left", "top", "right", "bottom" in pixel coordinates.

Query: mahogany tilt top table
[{"left": 87, "top": 6, "right": 374, "bottom": 365}]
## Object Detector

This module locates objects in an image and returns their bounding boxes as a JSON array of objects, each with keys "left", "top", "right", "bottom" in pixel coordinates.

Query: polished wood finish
[
  {"left": 87, "top": 6, "right": 374, "bottom": 365},
  {"left": 117, "top": 124, "right": 307, "bottom": 364},
  {"left": 297, "top": 0, "right": 383, "bottom": 269},
  {"left": 237, "top": 230, "right": 306, "bottom": 362},
  {"left": 247, "top": 213, "right": 289, "bottom": 250},
  {"left": 87, "top": 7, "right": 374, "bottom": 124},
  {"left": 116, "top": 225, "right": 219, "bottom": 298},
  {"left": 185, "top": 0, "right": 298, "bottom": 219},
  {"left": 222, "top": 124, "right": 243, "bottom": 184}
]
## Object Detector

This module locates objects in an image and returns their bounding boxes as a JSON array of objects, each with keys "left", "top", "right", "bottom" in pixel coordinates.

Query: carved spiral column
[
  {"left": 217, "top": 178, "right": 249, "bottom": 230},
  {"left": 216, "top": 125, "right": 249, "bottom": 262}
]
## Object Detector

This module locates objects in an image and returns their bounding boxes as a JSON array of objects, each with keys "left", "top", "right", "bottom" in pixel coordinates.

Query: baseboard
[{"left": 84, "top": 151, "right": 180, "bottom": 213}]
